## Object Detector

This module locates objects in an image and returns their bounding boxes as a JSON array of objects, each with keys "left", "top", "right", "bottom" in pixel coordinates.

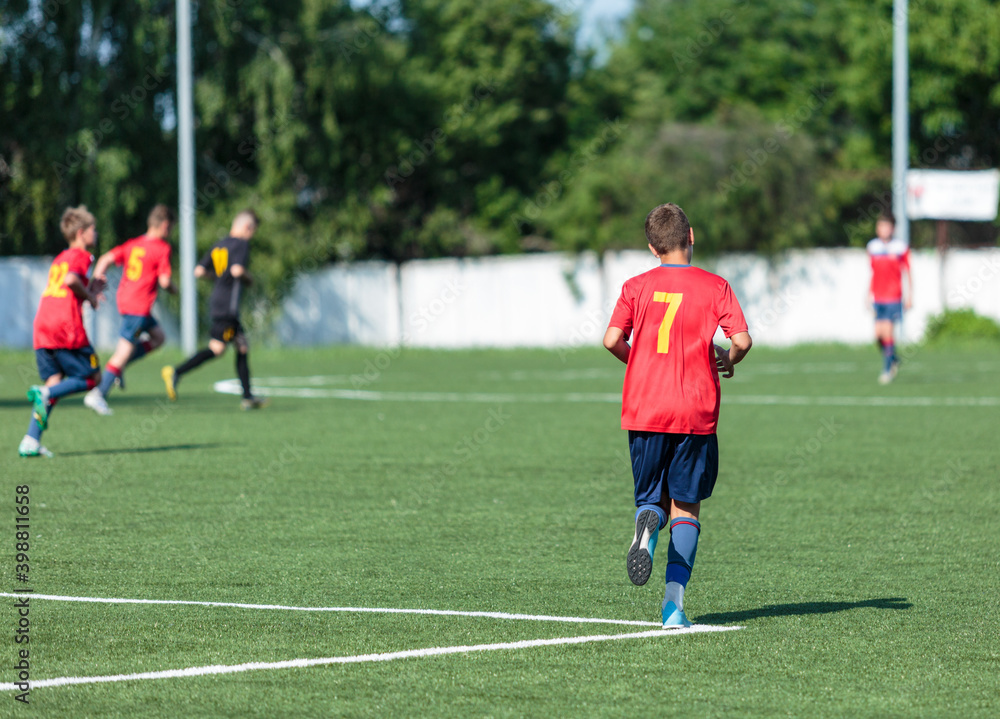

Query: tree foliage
[{"left": 2, "top": 0, "right": 998, "bottom": 302}]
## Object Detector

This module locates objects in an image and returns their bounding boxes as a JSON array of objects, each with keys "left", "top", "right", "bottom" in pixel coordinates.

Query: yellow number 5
[
  {"left": 126, "top": 247, "right": 146, "bottom": 281},
  {"left": 653, "top": 292, "right": 683, "bottom": 354}
]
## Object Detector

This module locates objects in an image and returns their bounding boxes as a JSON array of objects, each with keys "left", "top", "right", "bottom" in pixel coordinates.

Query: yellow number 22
[
  {"left": 652, "top": 292, "right": 683, "bottom": 354},
  {"left": 42, "top": 262, "right": 70, "bottom": 298}
]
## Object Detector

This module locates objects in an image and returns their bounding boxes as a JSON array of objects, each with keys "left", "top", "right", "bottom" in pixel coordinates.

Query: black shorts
[{"left": 210, "top": 317, "right": 244, "bottom": 344}]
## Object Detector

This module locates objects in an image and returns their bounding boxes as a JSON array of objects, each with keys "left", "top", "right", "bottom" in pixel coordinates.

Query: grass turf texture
[{"left": 1, "top": 344, "right": 998, "bottom": 718}]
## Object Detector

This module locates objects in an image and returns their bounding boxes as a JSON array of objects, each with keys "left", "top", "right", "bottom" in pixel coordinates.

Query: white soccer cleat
[
  {"left": 84, "top": 388, "right": 114, "bottom": 416},
  {"left": 878, "top": 371, "right": 892, "bottom": 385},
  {"left": 18, "top": 436, "right": 53, "bottom": 458}
]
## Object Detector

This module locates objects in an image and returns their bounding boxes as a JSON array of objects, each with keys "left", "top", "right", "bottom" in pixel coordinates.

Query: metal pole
[
  {"left": 892, "top": 0, "right": 909, "bottom": 245},
  {"left": 177, "top": 0, "right": 197, "bottom": 354}
]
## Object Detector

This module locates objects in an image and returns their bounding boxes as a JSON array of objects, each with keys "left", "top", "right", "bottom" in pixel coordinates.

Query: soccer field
[{"left": 2, "top": 344, "right": 998, "bottom": 717}]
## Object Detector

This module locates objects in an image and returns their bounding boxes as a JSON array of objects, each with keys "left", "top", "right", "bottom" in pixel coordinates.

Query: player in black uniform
[{"left": 162, "top": 209, "right": 268, "bottom": 410}]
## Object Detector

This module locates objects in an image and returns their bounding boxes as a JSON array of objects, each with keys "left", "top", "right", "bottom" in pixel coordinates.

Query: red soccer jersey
[
  {"left": 109, "top": 234, "right": 172, "bottom": 315},
  {"left": 608, "top": 265, "right": 748, "bottom": 434},
  {"left": 32, "top": 247, "right": 94, "bottom": 350},
  {"left": 867, "top": 237, "right": 910, "bottom": 303}
]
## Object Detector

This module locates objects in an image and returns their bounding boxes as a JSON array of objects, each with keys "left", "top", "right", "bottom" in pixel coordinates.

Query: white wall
[
  {"left": 276, "top": 262, "right": 400, "bottom": 347},
  {"left": 3, "top": 249, "right": 999, "bottom": 349},
  {"left": 0, "top": 258, "right": 178, "bottom": 351},
  {"left": 398, "top": 252, "right": 605, "bottom": 348}
]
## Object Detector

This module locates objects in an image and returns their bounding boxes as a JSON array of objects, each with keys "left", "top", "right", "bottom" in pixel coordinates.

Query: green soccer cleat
[
  {"left": 626, "top": 509, "right": 660, "bottom": 586},
  {"left": 18, "top": 436, "right": 53, "bottom": 458},
  {"left": 661, "top": 601, "right": 692, "bottom": 629},
  {"left": 26, "top": 385, "right": 50, "bottom": 431},
  {"left": 161, "top": 366, "right": 177, "bottom": 401}
]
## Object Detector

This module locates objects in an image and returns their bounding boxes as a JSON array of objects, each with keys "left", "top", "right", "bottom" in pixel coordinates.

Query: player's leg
[
  {"left": 235, "top": 329, "right": 268, "bottom": 410},
  {"left": 21, "top": 353, "right": 59, "bottom": 456},
  {"left": 874, "top": 304, "right": 898, "bottom": 383},
  {"left": 625, "top": 431, "right": 669, "bottom": 586},
  {"left": 661, "top": 433, "right": 718, "bottom": 628},
  {"left": 124, "top": 318, "right": 163, "bottom": 369},
  {"left": 662, "top": 500, "right": 701, "bottom": 628},
  {"left": 164, "top": 321, "right": 228, "bottom": 400},
  {"left": 23, "top": 350, "right": 99, "bottom": 456},
  {"left": 90, "top": 336, "right": 134, "bottom": 410}
]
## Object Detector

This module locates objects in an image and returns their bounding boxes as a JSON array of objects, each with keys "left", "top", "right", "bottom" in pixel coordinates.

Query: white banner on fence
[{"left": 906, "top": 169, "right": 1000, "bottom": 221}]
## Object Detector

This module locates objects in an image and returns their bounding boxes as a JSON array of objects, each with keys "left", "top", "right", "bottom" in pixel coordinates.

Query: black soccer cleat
[{"left": 626, "top": 509, "right": 661, "bottom": 586}]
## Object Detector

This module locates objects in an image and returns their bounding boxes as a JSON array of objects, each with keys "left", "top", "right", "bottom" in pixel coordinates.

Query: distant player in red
[
  {"left": 867, "top": 212, "right": 912, "bottom": 384},
  {"left": 20, "top": 205, "right": 105, "bottom": 458},
  {"left": 86, "top": 204, "right": 178, "bottom": 415},
  {"left": 604, "top": 203, "right": 752, "bottom": 628}
]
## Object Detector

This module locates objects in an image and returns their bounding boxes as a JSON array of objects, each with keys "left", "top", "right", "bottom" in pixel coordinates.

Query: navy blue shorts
[
  {"left": 628, "top": 431, "right": 719, "bottom": 506},
  {"left": 35, "top": 346, "right": 100, "bottom": 382},
  {"left": 874, "top": 302, "right": 902, "bottom": 322},
  {"left": 120, "top": 313, "right": 158, "bottom": 342}
]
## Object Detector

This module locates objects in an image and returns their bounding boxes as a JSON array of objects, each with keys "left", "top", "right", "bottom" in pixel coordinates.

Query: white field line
[
  {"left": 11, "top": 627, "right": 739, "bottom": 690},
  {"left": 214, "top": 378, "right": 1000, "bottom": 407},
  {"left": 0, "top": 592, "right": 661, "bottom": 627}
]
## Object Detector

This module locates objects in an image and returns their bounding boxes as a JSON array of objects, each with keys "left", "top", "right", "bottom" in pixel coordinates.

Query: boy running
[
  {"left": 603, "top": 203, "right": 752, "bottom": 628},
  {"left": 867, "top": 212, "right": 912, "bottom": 384},
  {"left": 19, "top": 205, "right": 105, "bottom": 458},
  {"left": 85, "top": 204, "right": 178, "bottom": 414},
  {"left": 161, "top": 209, "right": 268, "bottom": 410}
]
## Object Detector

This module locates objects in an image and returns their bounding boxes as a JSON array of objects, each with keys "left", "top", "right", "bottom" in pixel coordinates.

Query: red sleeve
[
  {"left": 608, "top": 281, "right": 634, "bottom": 339},
  {"left": 67, "top": 249, "right": 93, "bottom": 279},
  {"left": 717, "top": 281, "right": 748, "bottom": 338},
  {"left": 109, "top": 243, "right": 129, "bottom": 266},
  {"left": 158, "top": 244, "right": 173, "bottom": 278},
  {"left": 900, "top": 248, "right": 911, "bottom": 271}
]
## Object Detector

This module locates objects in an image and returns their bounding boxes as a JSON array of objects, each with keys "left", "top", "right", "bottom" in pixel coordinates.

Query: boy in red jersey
[
  {"left": 603, "top": 203, "right": 752, "bottom": 627},
  {"left": 19, "top": 206, "right": 105, "bottom": 458},
  {"left": 85, "top": 204, "right": 178, "bottom": 414},
  {"left": 867, "top": 212, "right": 912, "bottom": 384}
]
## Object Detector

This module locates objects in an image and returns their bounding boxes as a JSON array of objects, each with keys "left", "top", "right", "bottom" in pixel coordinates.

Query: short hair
[
  {"left": 644, "top": 203, "right": 691, "bottom": 254},
  {"left": 233, "top": 209, "right": 260, "bottom": 229},
  {"left": 147, "top": 204, "right": 176, "bottom": 228},
  {"left": 878, "top": 211, "right": 896, "bottom": 226},
  {"left": 60, "top": 205, "right": 96, "bottom": 242}
]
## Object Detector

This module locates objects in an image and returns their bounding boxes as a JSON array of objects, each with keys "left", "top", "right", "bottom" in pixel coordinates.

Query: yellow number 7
[{"left": 653, "top": 292, "right": 683, "bottom": 354}]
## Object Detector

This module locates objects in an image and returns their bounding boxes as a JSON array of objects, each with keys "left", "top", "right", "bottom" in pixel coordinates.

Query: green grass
[{"left": 1, "top": 344, "right": 998, "bottom": 718}]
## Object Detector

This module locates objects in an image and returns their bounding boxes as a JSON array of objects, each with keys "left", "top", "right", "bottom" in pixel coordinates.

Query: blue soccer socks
[
  {"left": 98, "top": 365, "right": 120, "bottom": 396},
  {"left": 666, "top": 517, "right": 701, "bottom": 588},
  {"left": 626, "top": 506, "right": 664, "bottom": 586},
  {"left": 663, "top": 517, "right": 700, "bottom": 628},
  {"left": 882, "top": 341, "right": 895, "bottom": 373},
  {"left": 48, "top": 376, "right": 91, "bottom": 400}
]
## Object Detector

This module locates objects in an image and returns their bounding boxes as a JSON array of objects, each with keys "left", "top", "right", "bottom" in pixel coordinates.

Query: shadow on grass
[
  {"left": 59, "top": 443, "right": 224, "bottom": 457},
  {"left": 696, "top": 597, "right": 911, "bottom": 625}
]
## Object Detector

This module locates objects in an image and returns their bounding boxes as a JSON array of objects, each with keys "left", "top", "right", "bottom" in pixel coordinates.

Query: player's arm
[
  {"left": 603, "top": 326, "right": 630, "bottom": 365},
  {"left": 65, "top": 272, "right": 101, "bottom": 308},
  {"left": 92, "top": 247, "right": 121, "bottom": 282},
  {"left": 715, "top": 332, "right": 752, "bottom": 379},
  {"left": 193, "top": 265, "right": 207, "bottom": 279},
  {"left": 230, "top": 263, "right": 253, "bottom": 285},
  {"left": 159, "top": 274, "right": 178, "bottom": 294}
]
